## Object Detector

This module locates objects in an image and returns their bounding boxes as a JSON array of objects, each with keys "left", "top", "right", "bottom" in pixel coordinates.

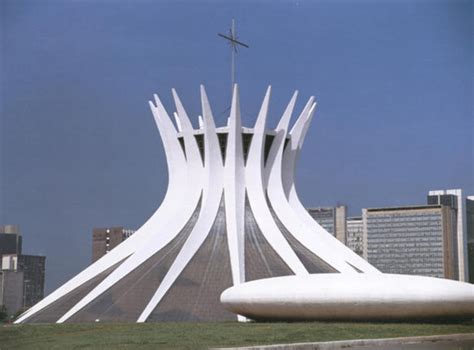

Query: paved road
[
  {"left": 354, "top": 339, "right": 474, "bottom": 350},
  {"left": 213, "top": 333, "right": 474, "bottom": 350}
]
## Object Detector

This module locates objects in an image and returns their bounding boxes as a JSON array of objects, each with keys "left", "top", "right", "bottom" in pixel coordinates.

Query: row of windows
[
  {"left": 373, "top": 263, "right": 444, "bottom": 269},
  {"left": 367, "top": 220, "right": 442, "bottom": 227},
  {"left": 368, "top": 217, "right": 441, "bottom": 224},
  {"left": 368, "top": 220, "right": 442, "bottom": 227},
  {"left": 369, "top": 238, "right": 442, "bottom": 244},
  {"left": 368, "top": 223, "right": 442, "bottom": 230},
  {"left": 370, "top": 255, "right": 444, "bottom": 261},
  {"left": 368, "top": 228, "right": 442, "bottom": 236},
  {"left": 369, "top": 242, "right": 443, "bottom": 249},
  {"left": 368, "top": 213, "right": 441, "bottom": 220},
  {"left": 369, "top": 235, "right": 443, "bottom": 242}
]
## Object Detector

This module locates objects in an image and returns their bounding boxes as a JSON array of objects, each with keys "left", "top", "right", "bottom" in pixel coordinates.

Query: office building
[
  {"left": 467, "top": 196, "right": 474, "bottom": 283},
  {"left": 363, "top": 205, "right": 458, "bottom": 279},
  {"left": 92, "top": 227, "right": 135, "bottom": 262},
  {"left": 0, "top": 225, "right": 46, "bottom": 316},
  {"left": 0, "top": 225, "right": 22, "bottom": 258},
  {"left": 307, "top": 206, "right": 347, "bottom": 243},
  {"left": 346, "top": 217, "right": 363, "bottom": 256},
  {"left": 2, "top": 254, "right": 46, "bottom": 308},
  {"left": 428, "top": 189, "right": 467, "bottom": 281},
  {"left": 0, "top": 270, "right": 24, "bottom": 318}
]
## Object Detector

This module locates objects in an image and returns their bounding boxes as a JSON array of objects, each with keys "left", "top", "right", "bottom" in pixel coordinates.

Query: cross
[{"left": 218, "top": 19, "right": 249, "bottom": 93}]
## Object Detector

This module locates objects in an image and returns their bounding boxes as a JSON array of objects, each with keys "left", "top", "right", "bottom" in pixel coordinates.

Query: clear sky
[{"left": 1, "top": 0, "right": 472, "bottom": 293}]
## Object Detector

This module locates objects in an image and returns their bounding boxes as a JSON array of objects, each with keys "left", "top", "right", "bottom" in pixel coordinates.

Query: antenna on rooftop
[{"left": 218, "top": 19, "right": 249, "bottom": 93}]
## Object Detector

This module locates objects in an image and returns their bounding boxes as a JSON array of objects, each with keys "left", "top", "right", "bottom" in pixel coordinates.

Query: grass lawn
[{"left": 1, "top": 321, "right": 473, "bottom": 350}]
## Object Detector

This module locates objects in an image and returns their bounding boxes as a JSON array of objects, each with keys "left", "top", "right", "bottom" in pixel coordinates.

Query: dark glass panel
[
  {"left": 244, "top": 195, "right": 293, "bottom": 282},
  {"left": 148, "top": 196, "right": 235, "bottom": 321}
]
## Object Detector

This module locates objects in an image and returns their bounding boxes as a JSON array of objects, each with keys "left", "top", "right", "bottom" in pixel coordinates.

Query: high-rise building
[
  {"left": 346, "top": 217, "right": 363, "bottom": 256},
  {"left": 0, "top": 225, "right": 22, "bottom": 258},
  {"left": 428, "top": 189, "right": 467, "bottom": 281},
  {"left": 466, "top": 196, "right": 474, "bottom": 283},
  {"left": 92, "top": 227, "right": 135, "bottom": 262},
  {"left": 307, "top": 206, "right": 347, "bottom": 243},
  {"left": 1, "top": 225, "right": 46, "bottom": 315},
  {"left": 0, "top": 270, "right": 24, "bottom": 318},
  {"left": 2, "top": 254, "right": 46, "bottom": 308},
  {"left": 363, "top": 205, "right": 458, "bottom": 279}
]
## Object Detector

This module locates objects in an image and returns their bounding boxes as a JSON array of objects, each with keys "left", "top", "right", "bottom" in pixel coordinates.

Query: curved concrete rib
[
  {"left": 137, "top": 85, "right": 225, "bottom": 322},
  {"left": 56, "top": 93, "right": 205, "bottom": 323},
  {"left": 224, "top": 85, "right": 246, "bottom": 285},
  {"left": 172, "top": 89, "right": 204, "bottom": 172},
  {"left": 16, "top": 84, "right": 388, "bottom": 325},
  {"left": 14, "top": 92, "right": 194, "bottom": 324},
  {"left": 245, "top": 90, "right": 308, "bottom": 276},
  {"left": 282, "top": 102, "right": 380, "bottom": 274},
  {"left": 267, "top": 100, "right": 358, "bottom": 273}
]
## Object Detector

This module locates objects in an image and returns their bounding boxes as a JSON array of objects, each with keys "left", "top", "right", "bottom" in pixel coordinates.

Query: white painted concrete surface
[{"left": 221, "top": 274, "right": 474, "bottom": 321}]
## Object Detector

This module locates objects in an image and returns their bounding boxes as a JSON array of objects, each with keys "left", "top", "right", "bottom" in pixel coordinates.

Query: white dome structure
[{"left": 15, "top": 85, "right": 471, "bottom": 324}]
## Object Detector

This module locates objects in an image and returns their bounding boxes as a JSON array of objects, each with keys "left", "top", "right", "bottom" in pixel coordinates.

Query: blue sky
[{"left": 1, "top": 0, "right": 472, "bottom": 292}]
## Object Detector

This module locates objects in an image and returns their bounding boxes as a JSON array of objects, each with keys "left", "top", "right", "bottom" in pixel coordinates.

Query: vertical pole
[{"left": 231, "top": 19, "right": 235, "bottom": 93}]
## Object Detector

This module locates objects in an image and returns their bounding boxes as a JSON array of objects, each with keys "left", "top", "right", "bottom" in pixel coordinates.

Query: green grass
[{"left": 1, "top": 321, "right": 473, "bottom": 350}]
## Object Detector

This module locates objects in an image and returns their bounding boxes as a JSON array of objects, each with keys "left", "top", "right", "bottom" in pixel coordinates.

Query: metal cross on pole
[{"left": 218, "top": 19, "right": 249, "bottom": 93}]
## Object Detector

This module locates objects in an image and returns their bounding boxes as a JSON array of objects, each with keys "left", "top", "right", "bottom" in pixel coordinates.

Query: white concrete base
[{"left": 220, "top": 274, "right": 474, "bottom": 321}]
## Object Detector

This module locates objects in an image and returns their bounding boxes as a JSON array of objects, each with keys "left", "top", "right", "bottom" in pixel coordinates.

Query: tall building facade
[
  {"left": 92, "top": 227, "right": 135, "bottom": 263},
  {"left": 0, "top": 270, "right": 24, "bottom": 319},
  {"left": 466, "top": 196, "right": 474, "bottom": 283},
  {"left": 2, "top": 255, "right": 46, "bottom": 308},
  {"left": 0, "top": 226, "right": 46, "bottom": 316},
  {"left": 307, "top": 206, "right": 347, "bottom": 243},
  {"left": 346, "top": 217, "right": 363, "bottom": 256},
  {"left": 428, "top": 189, "right": 467, "bottom": 281},
  {"left": 363, "top": 205, "right": 458, "bottom": 279}
]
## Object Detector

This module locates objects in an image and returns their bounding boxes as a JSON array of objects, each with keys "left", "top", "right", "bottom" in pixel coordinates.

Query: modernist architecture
[
  {"left": 221, "top": 273, "right": 474, "bottom": 321},
  {"left": 92, "top": 227, "right": 135, "bottom": 263},
  {"left": 15, "top": 86, "right": 381, "bottom": 324},
  {"left": 363, "top": 205, "right": 458, "bottom": 279},
  {"left": 428, "top": 189, "right": 467, "bottom": 281},
  {"left": 14, "top": 86, "right": 474, "bottom": 323}
]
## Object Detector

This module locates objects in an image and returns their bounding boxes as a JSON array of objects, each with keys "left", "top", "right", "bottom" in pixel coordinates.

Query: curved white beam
[
  {"left": 245, "top": 90, "right": 308, "bottom": 276},
  {"left": 56, "top": 93, "right": 205, "bottom": 323},
  {"left": 17, "top": 85, "right": 388, "bottom": 325},
  {"left": 137, "top": 85, "right": 225, "bottom": 322},
  {"left": 224, "top": 85, "right": 246, "bottom": 285},
  {"left": 282, "top": 102, "right": 380, "bottom": 273},
  {"left": 172, "top": 88, "right": 204, "bottom": 171},
  {"left": 15, "top": 92, "right": 195, "bottom": 324},
  {"left": 267, "top": 100, "right": 359, "bottom": 273}
]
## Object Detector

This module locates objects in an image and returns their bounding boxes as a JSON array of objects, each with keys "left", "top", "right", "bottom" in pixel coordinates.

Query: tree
[{"left": 0, "top": 305, "right": 8, "bottom": 323}]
